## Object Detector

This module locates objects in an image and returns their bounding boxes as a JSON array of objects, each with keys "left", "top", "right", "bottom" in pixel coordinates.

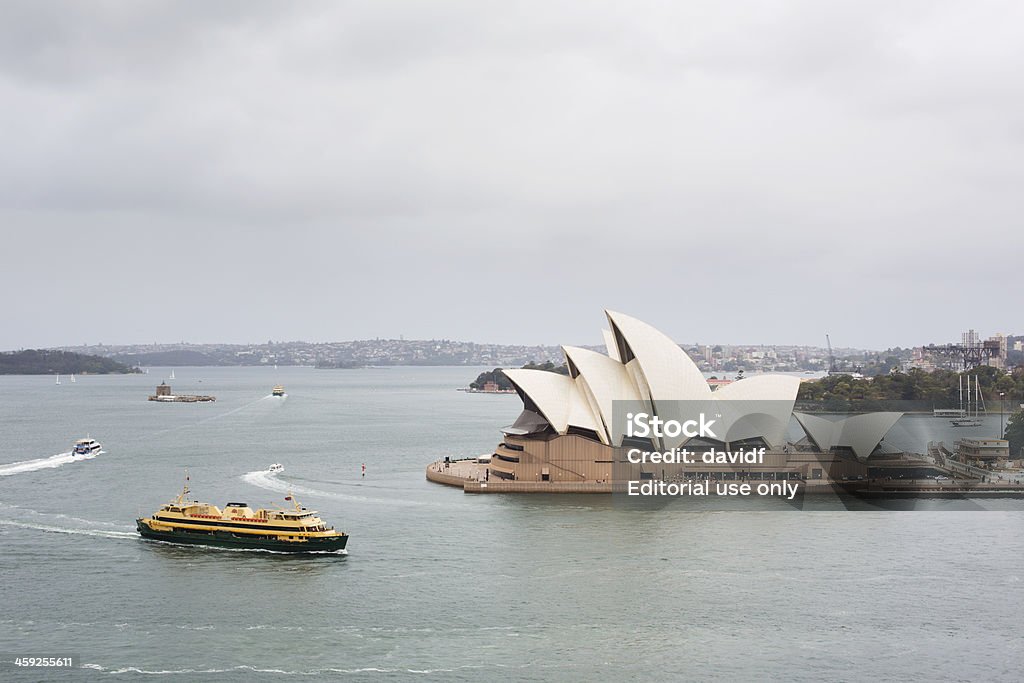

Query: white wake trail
[
  {"left": 241, "top": 470, "right": 425, "bottom": 507},
  {"left": 0, "top": 519, "right": 137, "bottom": 540},
  {"left": 199, "top": 395, "right": 275, "bottom": 423},
  {"left": 0, "top": 451, "right": 99, "bottom": 477},
  {"left": 147, "top": 395, "right": 275, "bottom": 439}
]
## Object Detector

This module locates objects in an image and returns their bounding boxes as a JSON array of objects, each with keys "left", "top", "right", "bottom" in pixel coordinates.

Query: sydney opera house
[{"left": 478, "top": 311, "right": 902, "bottom": 490}]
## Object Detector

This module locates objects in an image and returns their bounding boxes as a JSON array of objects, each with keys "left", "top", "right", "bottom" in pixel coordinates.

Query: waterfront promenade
[
  {"left": 426, "top": 458, "right": 611, "bottom": 493},
  {"left": 426, "top": 458, "right": 1024, "bottom": 496}
]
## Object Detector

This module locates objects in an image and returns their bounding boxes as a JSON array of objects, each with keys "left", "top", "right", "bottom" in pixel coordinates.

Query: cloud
[{"left": 1, "top": 1, "right": 1021, "bottom": 349}]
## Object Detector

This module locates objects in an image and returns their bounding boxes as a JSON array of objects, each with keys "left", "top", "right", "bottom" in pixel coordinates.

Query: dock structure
[
  {"left": 147, "top": 381, "right": 216, "bottom": 403},
  {"left": 426, "top": 458, "right": 610, "bottom": 493},
  {"left": 426, "top": 458, "right": 1024, "bottom": 495},
  {"left": 856, "top": 478, "right": 1024, "bottom": 495}
]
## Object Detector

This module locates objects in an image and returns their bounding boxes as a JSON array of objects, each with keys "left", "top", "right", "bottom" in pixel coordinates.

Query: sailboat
[
  {"left": 70, "top": 374, "right": 76, "bottom": 383},
  {"left": 951, "top": 374, "right": 985, "bottom": 427},
  {"left": 169, "top": 370, "right": 176, "bottom": 380},
  {"left": 55, "top": 375, "right": 61, "bottom": 385}
]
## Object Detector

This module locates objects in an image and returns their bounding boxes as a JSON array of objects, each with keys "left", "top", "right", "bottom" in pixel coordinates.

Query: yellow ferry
[{"left": 136, "top": 478, "right": 348, "bottom": 553}]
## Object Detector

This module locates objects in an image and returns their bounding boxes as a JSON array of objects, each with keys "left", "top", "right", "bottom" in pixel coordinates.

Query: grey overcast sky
[{"left": 1, "top": 1, "right": 1021, "bottom": 351}]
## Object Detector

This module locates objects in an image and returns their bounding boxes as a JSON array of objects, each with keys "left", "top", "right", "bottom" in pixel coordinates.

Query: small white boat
[
  {"left": 73, "top": 438, "right": 102, "bottom": 456},
  {"left": 55, "top": 375, "right": 61, "bottom": 385},
  {"left": 169, "top": 370, "right": 176, "bottom": 380},
  {"left": 70, "top": 374, "right": 76, "bottom": 383},
  {"left": 268, "top": 463, "right": 284, "bottom": 474}
]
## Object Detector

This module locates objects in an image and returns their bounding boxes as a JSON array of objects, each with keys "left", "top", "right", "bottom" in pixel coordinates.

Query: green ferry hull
[{"left": 136, "top": 520, "right": 348, "bottom": 553}]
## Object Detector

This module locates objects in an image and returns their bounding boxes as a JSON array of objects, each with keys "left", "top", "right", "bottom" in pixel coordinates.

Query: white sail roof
[
  {"left": 605, "top": 310, "right": 711, "bottom": 408},
  {"left": 503, "top": 368, "right": 601, "bottom": 436},
  {"left": 502, "top": 311, "right": 806, "bottom": 450},
  {"left": 714, "top": 375, "right": 800, "bottom": 448},
  {"left": 601, "top": 329, "right": 621, "bottom": 362},
  {"left": 793, "top": 412, "right": 903, "bottom": 462},
  {"left": 562, "top": 345, "right": 642, "bottom": 446}
]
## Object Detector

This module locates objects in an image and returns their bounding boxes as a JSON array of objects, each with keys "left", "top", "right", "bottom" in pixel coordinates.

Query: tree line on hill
[
  {"left": 0, "top": 349, "right": 139, "bottom": 375},
  {"left": 796, "top": 366, "right": 1024, "bottom": 411}
]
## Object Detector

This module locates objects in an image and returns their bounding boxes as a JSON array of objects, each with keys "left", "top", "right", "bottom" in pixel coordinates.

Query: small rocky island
[
  {"left": 465, "top": 361, "right": 569, "bottom": 392},
  {"left": 148, "top": 382, "right": 216, "bottom": 402}
]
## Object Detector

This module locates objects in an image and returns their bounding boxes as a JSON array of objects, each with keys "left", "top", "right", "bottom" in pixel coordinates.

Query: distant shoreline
[
  {"left": 0, "top": 349, "right": 140, "bottom": 376},
  {"left": 0, "top": 363, "right": 516, "bottom": 376}
]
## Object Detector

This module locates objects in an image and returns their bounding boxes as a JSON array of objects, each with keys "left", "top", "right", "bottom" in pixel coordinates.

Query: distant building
[
  {"left": 987, "top": 333, "right": 1008, "bottom": 369},
  {"left": 903, "top": 347, "right": 937, "bottom": 372}
]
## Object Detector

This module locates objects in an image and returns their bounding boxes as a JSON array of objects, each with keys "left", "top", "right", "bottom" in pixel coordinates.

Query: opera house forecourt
[{"left": 427, "top": 310, "right": 906, "bottom": 497}]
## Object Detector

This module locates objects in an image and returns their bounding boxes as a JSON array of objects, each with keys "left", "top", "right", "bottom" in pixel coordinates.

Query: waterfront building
[
  {"left": 955, "top": 438, "right": 1010, "bottom": 467},
  {"left": 986, "top": 333, "right": 1007, "bottom": 369}
]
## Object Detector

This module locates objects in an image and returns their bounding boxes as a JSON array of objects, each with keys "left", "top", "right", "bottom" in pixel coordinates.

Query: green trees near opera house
[
  {"left": 470, "top": 361, "right": 568, "bottom": 390},
  {"left": 1005, "top": 410, "right": 1024, "bottom": 458},
  {"left": 797, "top": 366, "right": 1024, "bottom": 412}
]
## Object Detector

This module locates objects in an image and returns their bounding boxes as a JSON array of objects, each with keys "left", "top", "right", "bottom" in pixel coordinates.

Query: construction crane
[
  {"left": 826, "top": 334, "right": 837, "bottom": 375},
  {"left": 825, "top": 334, "right": 864, "bottom": 376}
]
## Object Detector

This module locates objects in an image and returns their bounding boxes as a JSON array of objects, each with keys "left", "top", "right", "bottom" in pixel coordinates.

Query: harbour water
[{"left": 1, "top": 367, "right": 1022, "bottom": 681}]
